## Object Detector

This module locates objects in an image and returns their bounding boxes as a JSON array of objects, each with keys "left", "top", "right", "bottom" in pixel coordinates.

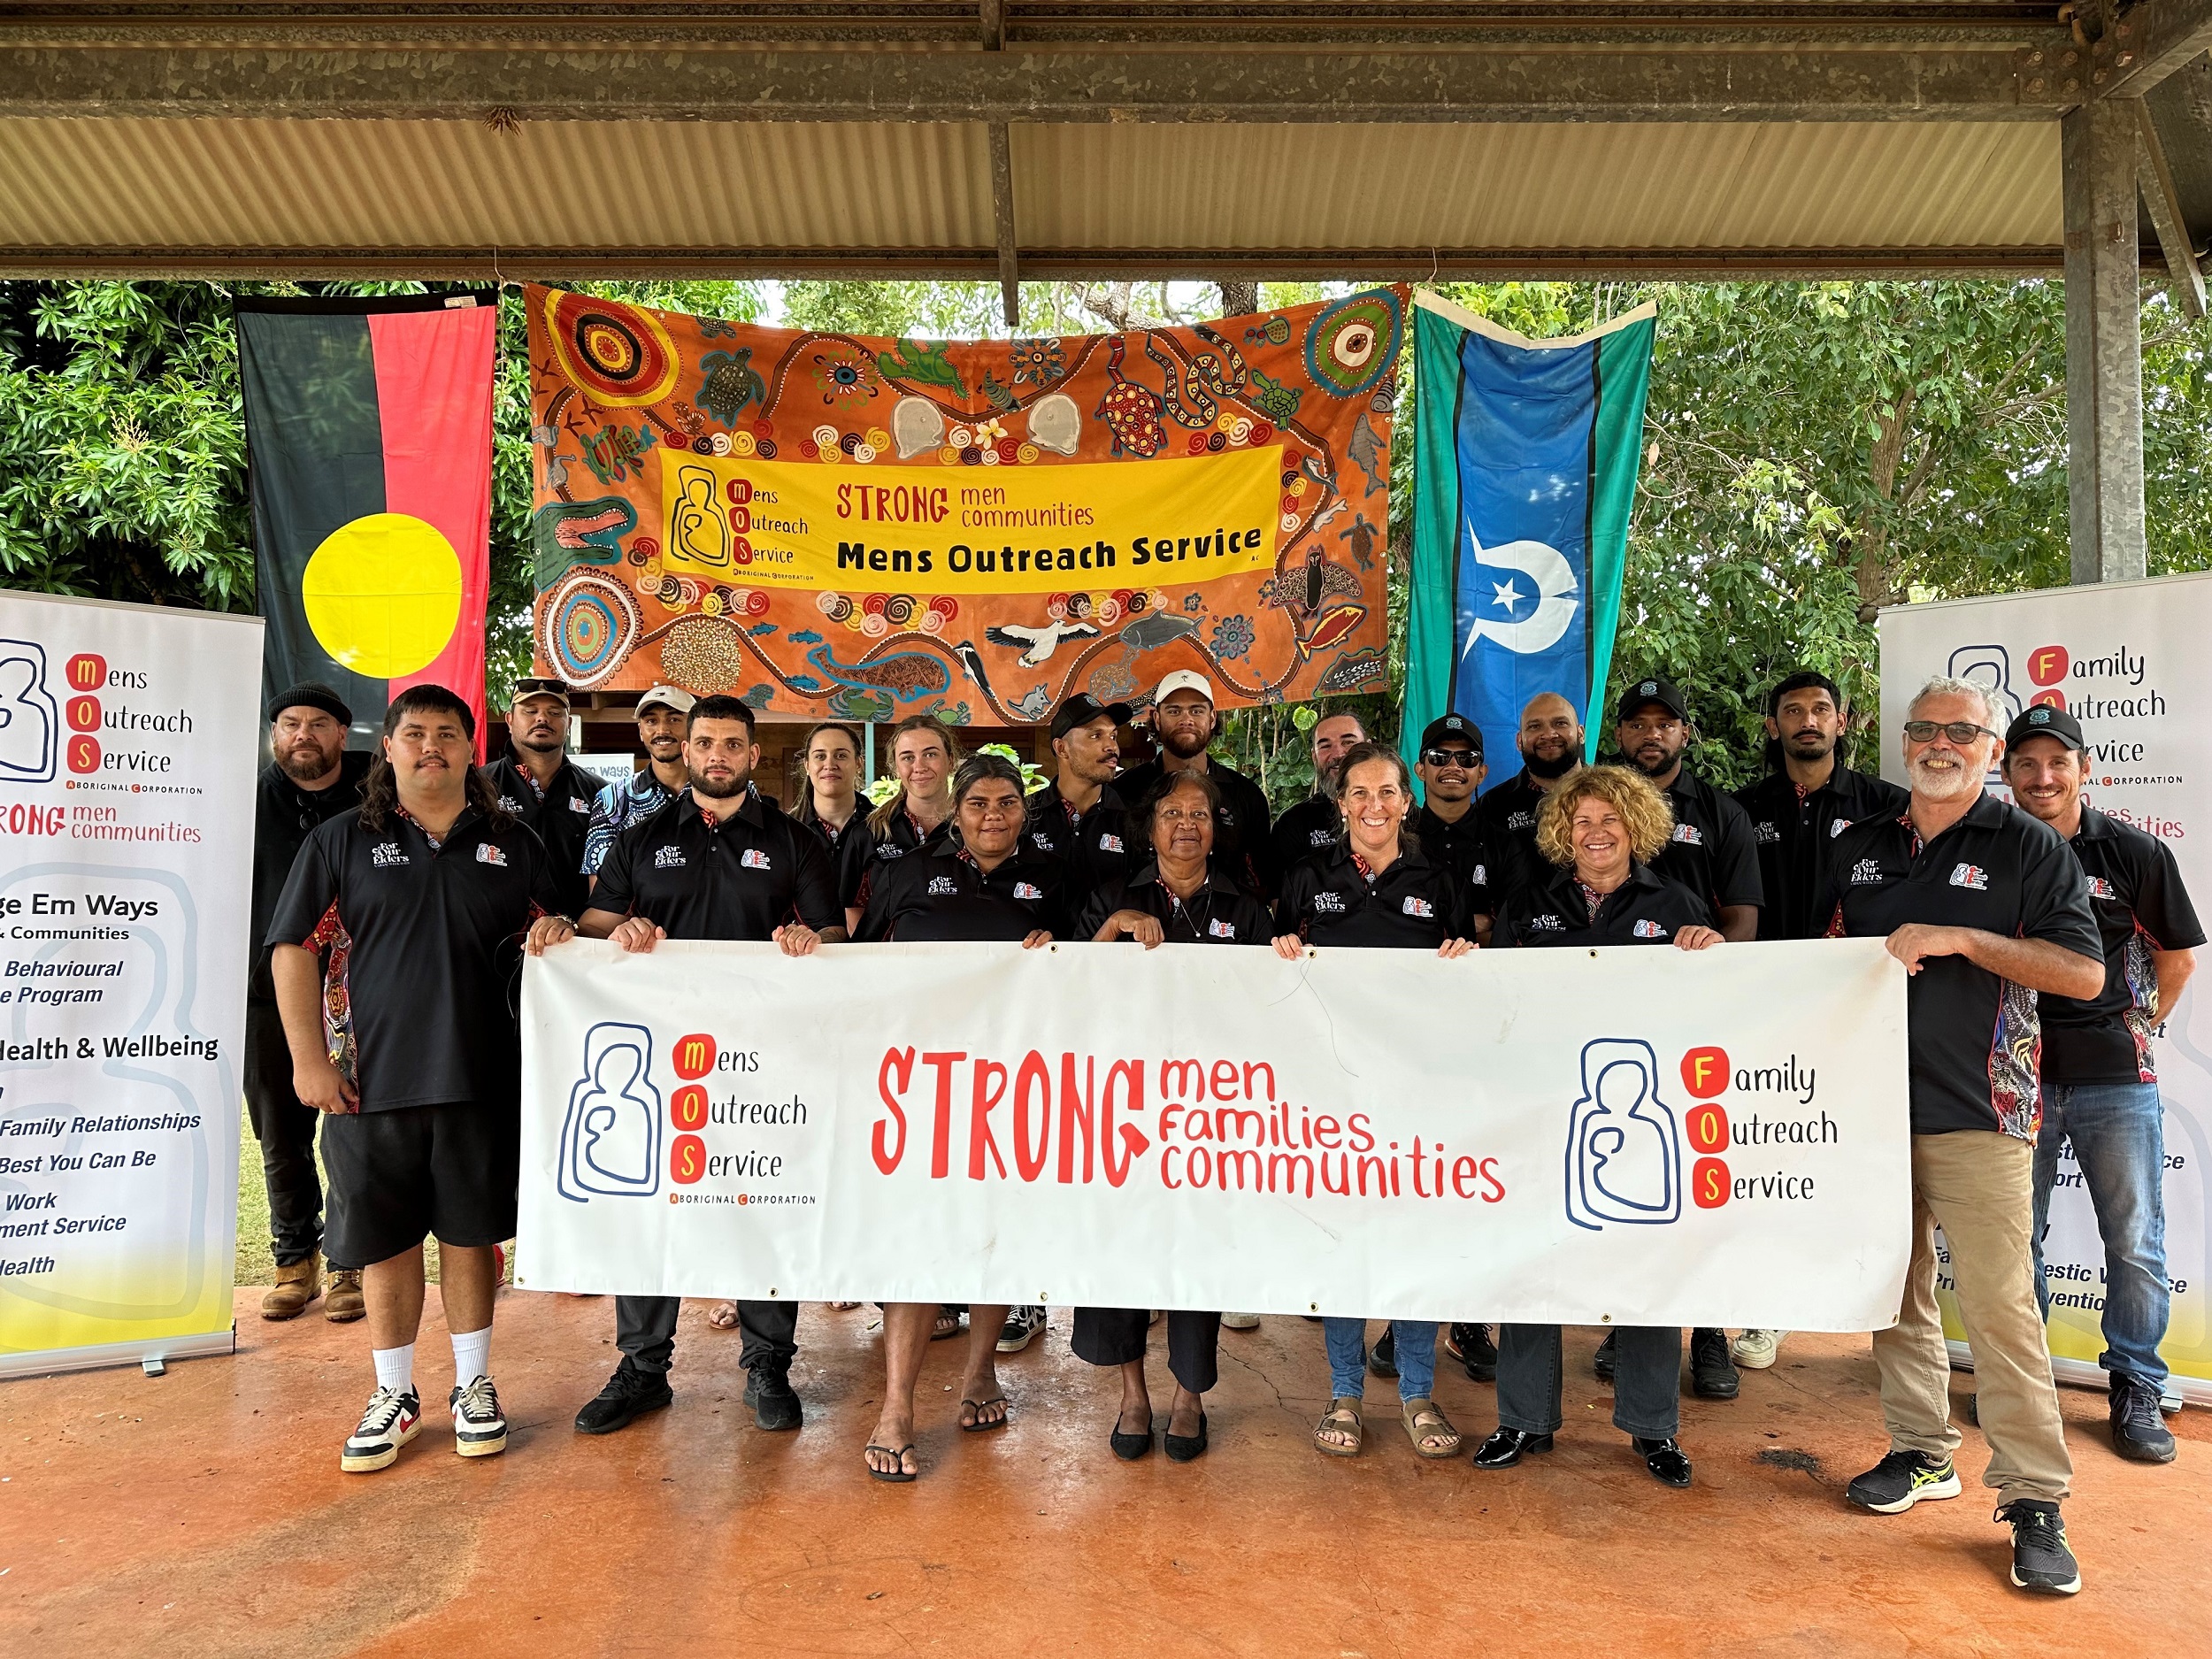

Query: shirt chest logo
[
  {"left": 655, "top": 845, "right": 687, "bottom": 869},
  {"left": 878, "top": 844, "right": 905, "bottom": 862},
  {"left": 1402, "top": 896, "right": 1434, "bottom": 918},
  {"left": 1098, "top": 833, "right": 1125, "bottom": 854},
  {"left": 1507, "top": 810, "right": 1536, "bottom": 831},
  {"left": 568, "top": 797, "right": 591, "bottom": 814},
  {"left": 1831, "top": 818, "right": 1853, "bottom": 838},
  {"left": 1207, "top": 918, "right": 1238, "bottom": 939},
  {"left": 1949, "top": 863, "right": 1990, "bottom": 891},
  {"left": 1754, "top": 821, "right": 1780, "bottom": 845},
  {"left": 927, "top": 875, "right": 957, "bottom": 895},
  {"left": 1030, "top": 832, "right": 1056, "bottom": 851},
  {"left": 741, "top": 849, "right": 772, "bottom": 871},
  {"left": 1849, "top": 858, "right": 1885, "bottom": 886},
  {"left": 498, "top": 795, "right": 525, "bottom": 814},
  {"left": 1309, "top": 828, "right": 1334, "bottom": 847},
  {"left": 1312, "top": 891, "right": 1347, "bottom": 913},
  {"left": 1632, "top": 918, "right": 1668, "bottom": 939},
  {"left": 474, "top": 842, "right": 509, "bottom": 868},
  {"left": 1671, "top": 823, "right": 1703, "bottom": 846},
  {"left": 1011, "top": 881, "right": 1044, "bottom": 901},
  {"left": 1527, "top": 913, "right": 1565, "bottom": 932},
  {"left": 371, "top": 842, "right": 409, "bottom": 868},
  {"left": 1471, "top": 864, "right": 1487, "bottom": 885},
  {"left": 2088, "top": 875, "right": 2119, "bottom": 900}
]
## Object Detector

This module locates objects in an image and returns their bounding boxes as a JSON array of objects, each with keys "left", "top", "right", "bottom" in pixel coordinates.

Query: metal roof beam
[
  {"left": 2093, "top": 0, "right": 2212, "bottom": 99},
  {"left": 2135, "top": 97, "right": 2208, "bottom": 312}
]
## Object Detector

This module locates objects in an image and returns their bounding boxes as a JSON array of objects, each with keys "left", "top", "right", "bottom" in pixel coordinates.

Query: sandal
[
  {"left": 1401, "top": 1397, "right": 1462, "bottom": 1460},
  {"left": 931, "top": 1306, "right": 964, "bottom": 1341},
  {"left": 828, "top": 1301, "right": 861, "bottom": 1311},
  {"left": 864, "top": 1442, "right": 918, "bottom": 1483},
  {"left": 959, "top": 1394, "right": 1010, "bottom": 1433},
  {"left": 1314, "top": 1397, "right": 1363, "bottom": 1457},
  {"left": 704, "top": 1301, "right": 740, "bottom": 1331}
]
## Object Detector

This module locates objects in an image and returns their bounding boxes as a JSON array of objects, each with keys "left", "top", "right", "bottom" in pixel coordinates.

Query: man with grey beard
[{"left": 1817, "top": 675, "right": 2103, "bottom": 1595}]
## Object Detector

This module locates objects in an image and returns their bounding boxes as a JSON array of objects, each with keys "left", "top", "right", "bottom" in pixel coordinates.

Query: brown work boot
[
  {"left": 325, "top": 1269, "right": 366, "bottom": 1323},
  {"left": 261, "top": 1251, "right": 322, "bottom": 1320}
]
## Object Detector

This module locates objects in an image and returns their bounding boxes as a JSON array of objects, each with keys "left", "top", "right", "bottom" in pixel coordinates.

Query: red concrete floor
[{"left": 4, "top": 1293, "right": 2206, "bottom": 1657}]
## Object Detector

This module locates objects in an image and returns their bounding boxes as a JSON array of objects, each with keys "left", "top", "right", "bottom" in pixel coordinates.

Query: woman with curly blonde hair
[{"left": 1479, "top": 764, "right": 1721, "bottom": 1491}]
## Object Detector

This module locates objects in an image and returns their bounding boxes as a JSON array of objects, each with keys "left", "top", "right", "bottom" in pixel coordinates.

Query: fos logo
[
  {"left": 1565, "top": 1039, "right": 1682, "bottom": 1232},
  {"left": 557, "top": 1022, "right": 663, "bottom": 1202}
]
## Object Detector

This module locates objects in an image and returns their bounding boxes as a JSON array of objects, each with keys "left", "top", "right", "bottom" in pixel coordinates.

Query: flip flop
[
  {"left": 959, "top": 1395, "right": 1010, "bottom": 1433},
  {"left": 931, "top": 1306, "right": 964, "bottom": 1340},
  {"left": 864, "top": 1442, "right": 918, "bottom": 1483},
  {"left": 704, "top": 1301, "right": 740, "bottom": 1331}
]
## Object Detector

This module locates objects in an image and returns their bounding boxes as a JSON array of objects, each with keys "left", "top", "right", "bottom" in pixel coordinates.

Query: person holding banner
[
  {"left": 1477, "top": 693, "right": 1586, "bottom": 904},
  {"left": 857, "top": 751, "right": 1063, "bottom": 1481},
  {"left": 1024, "top": 693, "right": 1136, "bottom": 916},
  {"left": 267, "top": 685, "right": 571, "bottom": 1476},
  {"left": 1116, "top": 671, "right": 1279, "bottom": 899},
  {"left": 1272, "top": 742, "right": 1471, "bottom": 1462},
  {"left": 788, "top": 720, "right": 865, "bottom": 851},
  {"left": 838, "top": 713, "right": 960, "bottom": 934},
  {"left": 581, "top": 685, "right": 695, "bottom": 883},
  {"left": 1479, "top": 764, "right": 1721, "bottom": 1488},
  {"left": 540, "top": 694, "right": 844, "bottom": 1443},
  {"left": 2001, "top": 703, "right": 2201, "bottom": 1465},
  {"left": 1820, "top": 677, "right": 2104, "bottom": 1596},
  {"left": 1071, "top": 770, "right": 1271, "bottom": 1462}
]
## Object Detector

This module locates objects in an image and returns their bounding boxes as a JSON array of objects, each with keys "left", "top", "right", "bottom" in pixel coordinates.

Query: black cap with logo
[
  {"left": 1615, "top": 676, "right": 1691, "bottom": 725},
  {"left": 1418, "top": 714, "right": 1484, "bottom": 757},
  {"left": 2004, "top": 703, "right": 2086, "bottom": 751},
  {"left": 1051, "top": 692, "right": 1133, "bottom": 740}
]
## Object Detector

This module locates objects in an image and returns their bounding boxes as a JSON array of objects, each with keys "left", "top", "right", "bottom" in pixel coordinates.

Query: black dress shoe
[
  {"left": 1472, "top": 1427, "right": 1555, "bottom": 1469},
  {"left": 1689, "top": 1328, "right": 1740, "bottom": 1400},
  {"left": 743, "top": 1363, "right": 803, "bottom": 1432},
  {"left": 1111, "top": 1414, "right": 1154, "bottom": 1461},
  {"left": 1633, "top": 1435, "right": 1693, "bottom": 1487},
  {"left": 1368, "top": 1327, "right": 1398, "bottom": 1379},
  {"left": 1164, "top": 1410, "right": 1209, "bottom": 1463},
  {"left": 575, "top": 1359, "right": 673, "bottom": 1434},
  {"left": 1594, "top": 1329, "right": 1617, "bottom": 1382}
]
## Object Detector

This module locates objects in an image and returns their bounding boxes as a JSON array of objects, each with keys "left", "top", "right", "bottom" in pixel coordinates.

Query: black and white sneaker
[
  {"left": 449, "top": 1375, "right": 509, "bottom": 1458},
  {"left": 996, "top": 1305, "right": 1047, "bottom": 1354},
  {"left": 1446, "top": 1323, "right": 1498, "bottom": 1383},
  {"left": 2109, "top": 1373, "right": 2177, "bottom": 1463},
  {"left": 1846, "top": 1449, "right": 1962, "bottom": 1513},
  {"left": 1997, "top": 1500, "right": 2081, "bottom": 1594},
  {"left": 341, "top": 1385, "right": 422, "bottom": 1474}
]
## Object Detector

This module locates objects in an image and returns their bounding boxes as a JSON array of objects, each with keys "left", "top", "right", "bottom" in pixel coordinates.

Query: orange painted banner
[{"left": 527, "top": 287, "right": 1402, "bottom": 723}]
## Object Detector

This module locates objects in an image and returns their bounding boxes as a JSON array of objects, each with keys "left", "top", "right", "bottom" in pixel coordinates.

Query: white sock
[
  {"left": 373, "top": 1343, "right": 415, "bottom": 1396},
  {"left": 450, "top": 1325, "right": 492, "bottom": 1384}
]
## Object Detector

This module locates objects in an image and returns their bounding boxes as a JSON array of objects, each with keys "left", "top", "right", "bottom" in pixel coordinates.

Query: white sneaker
[
  {"left": 996, "top": 1305, "right": 1047, "bottom": 1353},
  {"left": 342, "top": 1385, "right": 422, "bottom": 1474},
  {"left": 449, "top": 1374, "right": 509, "bottom": 1457},
  {"left": 1732, "top": 1329, "right": 1787, "bottom": 1370},
  {"left": 1221, "top": 1312, "right": 1262, "bottom": 1331}
]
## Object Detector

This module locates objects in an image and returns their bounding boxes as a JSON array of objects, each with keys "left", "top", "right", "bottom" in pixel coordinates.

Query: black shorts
[{"left": 322, "top": 1099, "right": 520, "bottom": 1267}]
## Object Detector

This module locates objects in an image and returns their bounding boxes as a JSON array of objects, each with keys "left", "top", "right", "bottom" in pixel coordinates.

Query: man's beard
[
  {"left": 1908, "top": 752, "right": 1977, "bottom": 801},
  {"left": 1525, "top": 746, "right": 1578, "bottom": 780},
  {"left": 1628, "top": 747, "right": 1681, "bottom": 780},
  {"left": 1784, "top": 731, "right": 1836, "bottom": 761},
  {"left": 277, "top": 746, "right": 339, "bottom": 785},
  {"left": 516, "top": 729, "right": 565, "bottom": 754},
  {"left": 691, "top": 770, "right": 748, "bottom": 800},
  {"left": 1161, "top": 727, "right": 1209, "bottom": 761}
]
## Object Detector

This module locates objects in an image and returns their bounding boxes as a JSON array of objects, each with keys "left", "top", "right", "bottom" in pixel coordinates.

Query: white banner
[
  {"left": 1881, "top": 573, "right": 2212, "bottom": 1403},
  {"left": 0, "top": 591, "right": 261, "bottom": 1379},
  {"left": 520, "top": 936, "right": 1911, "bottom": 1328}
]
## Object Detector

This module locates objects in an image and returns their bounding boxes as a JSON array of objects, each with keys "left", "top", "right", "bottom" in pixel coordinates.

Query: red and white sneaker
[
  {"left": 341, "top": 1386, "right": 422, "bottom": 1473},
  {"left": 449, "top": 1375, "right": 509, "bottom": 1458}
]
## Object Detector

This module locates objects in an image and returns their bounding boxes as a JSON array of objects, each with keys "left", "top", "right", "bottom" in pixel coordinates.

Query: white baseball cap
[
  {"left": 637, "top": 684, "right": 696, "bottom": 716},
  {"left": 1153, "top": 670, "right": 1216, "bottom": 707}
]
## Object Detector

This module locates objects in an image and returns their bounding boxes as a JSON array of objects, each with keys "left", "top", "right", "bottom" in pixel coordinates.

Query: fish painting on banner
[
  {"left": 1402, "top": 294, "right": 1655, "bottom": 786},
  {"left": 526, "top": 287, "right": 1402, "bottom": 724}
]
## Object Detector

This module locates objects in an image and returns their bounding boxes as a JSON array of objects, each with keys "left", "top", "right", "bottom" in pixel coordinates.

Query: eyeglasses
[
  {"left": 1421, "top": 749, "right": 1479, "bottom": 767},
  {"left": 1902, "top": 720, "right": 1997, "bottom": 745}
]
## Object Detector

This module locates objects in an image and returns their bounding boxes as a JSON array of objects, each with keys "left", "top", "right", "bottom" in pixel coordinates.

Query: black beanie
[{"left": 266, "top": 682, "right": 354, "bottom": 726}]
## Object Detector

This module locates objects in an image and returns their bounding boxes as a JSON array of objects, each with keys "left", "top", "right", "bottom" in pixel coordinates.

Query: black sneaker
[
  {"left": 1997, "top": 1499, "right": 2081, "bottom": 1594},
  {"left": 575, "top": 1358, "right": 673, "bottom": 1435},
  {"left": 2109, "top": 1374, "right": 2177, "bottom": 1463},
  {"left": 744, "top": 1362, "right": 803, "bottom": 1432},
  {"left": 1593, "top": 1329, "right": 1617, "bottom": 1382},
  {"left": 1367, "top": 1325, "right": 1398, "bottom": 1379},
  {"left": 1846, "top": 1448, "right": 1962, "bottom": 1513},
  {"left": 1447, "top": 1323, "right": 1497, "bottom": 1383},
  {"left": 1689, "top": 1327, "right": 1740, "bottom": 1400},
  {"left": 996, "top": 1305, "right": 1047, "bottom": 1353}
]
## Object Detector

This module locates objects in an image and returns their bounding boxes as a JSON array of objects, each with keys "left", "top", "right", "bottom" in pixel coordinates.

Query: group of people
[{"left": 243, "top": 656, "right": 2200, "bottom": 1598}]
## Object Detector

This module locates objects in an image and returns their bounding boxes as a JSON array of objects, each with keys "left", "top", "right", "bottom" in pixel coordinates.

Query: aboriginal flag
[{"left": 237, "top": 293, "right": 498, "bottom": 750}]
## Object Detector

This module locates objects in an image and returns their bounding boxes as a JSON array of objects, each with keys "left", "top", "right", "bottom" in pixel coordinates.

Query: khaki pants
[{"left": 1872, "top": 1130, "right": 2071, "bottom": 1502}]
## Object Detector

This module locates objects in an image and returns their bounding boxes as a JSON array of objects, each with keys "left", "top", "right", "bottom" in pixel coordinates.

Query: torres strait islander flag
[
  {"left": 237, "top": 292, "right": 498, "bottom": 749},
  {"left": 1402, "top": 292, "right": 1655, "bottom": 786}
]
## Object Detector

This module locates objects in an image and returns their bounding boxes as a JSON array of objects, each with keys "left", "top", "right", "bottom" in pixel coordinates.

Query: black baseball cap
[
  {"left": 2005, "top": 703, "right": 2086, "bottom": 750},
  {"left": 1417, "top": 714, "right": 1484, "bottom": 757},
  {"left": 1616, "top": 676, "right": 1690, "bottom": 725},
  {"left": 1051, "top": 692, "right": 1133, "bottom": 740}
]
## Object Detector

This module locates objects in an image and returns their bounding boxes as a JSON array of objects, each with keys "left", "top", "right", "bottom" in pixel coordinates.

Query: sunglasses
[
  {"left": 512, "top": 678, "right": 571, "bottom": 703},
  {"left": 1902, "top": 720, "right": 1997, "bottom": 745},
  {"left": 1421, "top": 748, "right": 1480, "bottom": 767}
]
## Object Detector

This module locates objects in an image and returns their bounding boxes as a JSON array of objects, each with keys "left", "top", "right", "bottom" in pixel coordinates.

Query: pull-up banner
[
  {"left": 526, "top": 286, "right": 1403, "bottom": 723},
  {"left": 520, "top": 938, "right": 1909, "bottom": 1328}
]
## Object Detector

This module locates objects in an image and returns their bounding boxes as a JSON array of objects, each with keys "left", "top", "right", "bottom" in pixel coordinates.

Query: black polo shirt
[
  {"left": 1643, "top": 765, "right": 1764, "bottom": 920},
  {"left": 2040, "top": 807, "right": 2205, "bottom": 1085},
  {"left": 1272, "top": 795, "right": 1341, "bottom": 877},
  {"left": 1410, "top": 803, "right": 1494, "bottom": 919},
  {"left": 1023, "top": 778, "right": 1135, "bottom": 914},
  {"left": 1494, "top": 859, "right": 1714, "bottom": 949},
  {"left": 836, "top": 804, "right": 955, "bottom": 912},
  {"left": 590, "top": 787, "right": 840, "bottom": 943},
  {"left": 482, "top": 750, "right": 597, "bottom": 918},
  {"left": 1474, "top": 768, "right": 1555, "bottom": 910},
  {"left": 856, "top": 847, "right": 1070, "bottom": 942},
  {"left": 265, "top": 804, "right": 561, "bottom": 1112},
  {"left": 1116, "top": 755, "right": 1279, "bottom": 899},
  {"left": 1736, "top": 763, "right": 1909, "bottom": 941},
  {"left": 1821, "top": 792, "right": 2101, "bottom": 1141},
  {"left": 1078, "top": 860, "right": 1273, "bottom": 946},
  {"left": 249, "top": 750, "right": 372, "bottom": 1002},
  {"left": 1274, "top": 843, "right": 1466, "bottom": 951}
]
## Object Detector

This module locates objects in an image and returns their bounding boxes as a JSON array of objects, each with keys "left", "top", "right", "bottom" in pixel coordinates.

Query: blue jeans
[
  {"left": 1323, "top": 1318, "right": 1436, "bottom": 1400},
  {"left": 2031, "top": 1079, "right": 2170, "bottom": 1389}
]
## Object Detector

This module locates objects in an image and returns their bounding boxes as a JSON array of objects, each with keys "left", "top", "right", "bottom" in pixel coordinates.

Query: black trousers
[
  {"left": 243, "top": 1001, "right": 350, "bottom": 1269},
  {"left": 1071, "top": 1307, "right": 1221, "bottom": 1395},
  {"left": 615, "top": 1295, "right": 798, "bottom": 1375},
  {"left": 1497, "top": 1324, "right": 1680, "bottom": 1441}
]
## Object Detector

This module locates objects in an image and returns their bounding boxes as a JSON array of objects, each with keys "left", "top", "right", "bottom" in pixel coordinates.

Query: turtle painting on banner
[{"left": 526, "top": 287, "right": 1402, "bottom": 724}]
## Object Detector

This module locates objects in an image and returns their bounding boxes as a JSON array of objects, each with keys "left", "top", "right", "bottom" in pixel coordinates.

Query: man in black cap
[
  {"left": 482, "top": 676, "right": 596, "bottom": 917},
  {"left": 1270, "top": 710, "right": 1367, "bottom": 876},
  {"left": 1736, "top": 671, "right": 1909, "bottom": 942},
  {"left": 1024, "top": 693, "right": 1136, "bottom": 918},
  {"left": 1409, "top": 713, "right": 1494, "bottom": 946},
  {"left": 248, "top": 683, "right": 373, "bottom": 1323},
  {"left": 1476, "top": 691, "right": 1585, "bottom": 909},
  {"left": 1116, "top": 671, "right": 1280, "bottom": 899},
  {"left": 2002, "top": 702, "right": 2200, "bottom": 1465}
]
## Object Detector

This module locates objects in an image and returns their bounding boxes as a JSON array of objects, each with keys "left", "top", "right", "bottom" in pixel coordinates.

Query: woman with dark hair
[
  {"left": 1271, "top": 741, "right": 1472, "bottom": 1463},
  {"left": 1479, "top": 764, "right": 1721, "bottom": 1490},
  {"left": 1070, "top": 770, "right": 1271, "bottom": 1463},
  {"left": 787, "top": 721, "right": 864, "bottom": 850},
  {"left": 837, "top": 714, "right": 960, "bottom": 933},
  {"left": 856, "top": 752, "right": 1064, "bottom": 1481}
]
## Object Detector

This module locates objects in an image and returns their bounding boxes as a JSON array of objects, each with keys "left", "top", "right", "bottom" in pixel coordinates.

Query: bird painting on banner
[
  {"left": 237, "top": 293, "right": 498, "bottom": 749},
  {"left": 525, "top": 286, "right": 1402, "bottom": 723},
  {"left": 1401, "top": 292, "right": 1657, "bottom": 787}
]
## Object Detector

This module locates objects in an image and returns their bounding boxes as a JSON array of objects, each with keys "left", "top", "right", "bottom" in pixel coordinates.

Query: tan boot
[
  {"left": 261, "top": 1251, "right": 322, "bottom": 1320},
  {"left": 325, "top": 1268, "right": 366, "bottom": 1323}
]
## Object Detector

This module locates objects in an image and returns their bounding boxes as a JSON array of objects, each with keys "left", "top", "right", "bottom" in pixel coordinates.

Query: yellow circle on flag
[{"left": 302, "top": 513, "right": 463, "bottom": 678}]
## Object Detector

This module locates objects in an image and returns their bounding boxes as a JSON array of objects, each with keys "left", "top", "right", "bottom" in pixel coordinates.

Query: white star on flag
[{"left": 1491, "top": 579, "right": 1525, "bottom": 615}]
